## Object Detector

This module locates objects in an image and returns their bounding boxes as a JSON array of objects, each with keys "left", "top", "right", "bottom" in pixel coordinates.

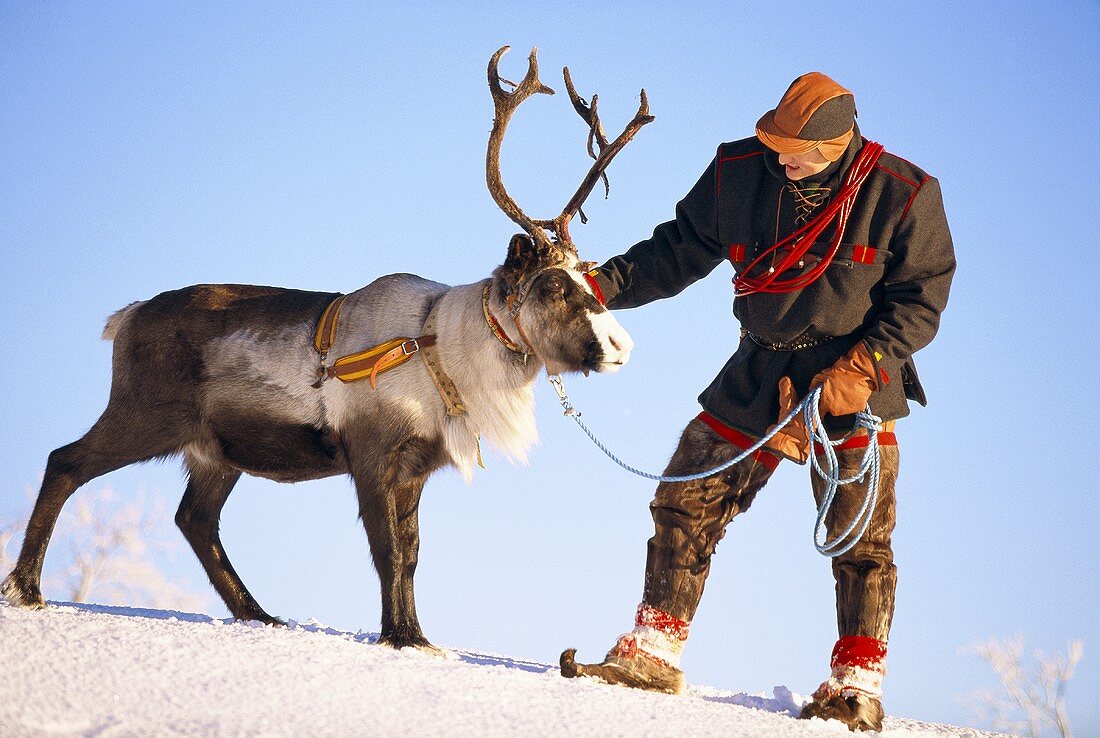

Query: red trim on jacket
[
  {"left": 874, "top": 163, "right": 920, "bottom": 189},
  {"left": 899, "top": 175, "right": 933, "bottom": 222},
  {"left": 716, "top": 150, "right": 764, "bottom": 197},
  {"left": 814, "top": 431, "right": 897, "bottom": 456},
  {"left": 697, "top": 411, "right": 780, "bottom": 470}
]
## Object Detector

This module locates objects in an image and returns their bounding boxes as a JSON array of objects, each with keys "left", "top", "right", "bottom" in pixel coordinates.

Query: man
[{"left": 559, "top": 72, "right": 955, "bottom": 732}]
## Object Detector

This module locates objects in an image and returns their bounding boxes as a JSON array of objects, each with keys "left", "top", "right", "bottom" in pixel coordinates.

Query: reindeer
[{"left": 1, "top": 47, "right": 652, "bottom": 650}]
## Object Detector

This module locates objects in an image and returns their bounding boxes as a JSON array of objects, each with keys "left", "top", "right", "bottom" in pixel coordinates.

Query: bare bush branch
[
  {"left": 2, "top": 487, "right": 206, "bottom": 612},
  {"left": 0, "top": 516, "right": 26, "bottom": 575},
  {"left": 963, "top": 635, "right": 1082, "bottom": 738}
]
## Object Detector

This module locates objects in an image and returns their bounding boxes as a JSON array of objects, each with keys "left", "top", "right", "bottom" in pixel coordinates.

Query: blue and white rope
[
  {"left": 546, "top": 374, "right": 882, "bottom": 558},
  {"left": 804, "top": 390, "right": 883, "bottom": 557}
]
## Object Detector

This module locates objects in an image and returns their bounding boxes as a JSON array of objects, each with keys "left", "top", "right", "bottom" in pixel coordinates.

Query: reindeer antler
[
  {"left": 486, "top": 46, "right": 557, "bottom": 249},
  {"left": 486, "top": 46, "right": 654, "bottom": 255},
  {"left": 558, "top": 67, "right": 654, "bottom": 245}
]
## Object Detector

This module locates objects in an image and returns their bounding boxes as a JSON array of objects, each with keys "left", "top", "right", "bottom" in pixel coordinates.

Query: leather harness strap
[
  {"left": 418, "top": 301, "right": 467, "bottom": 417},
  {"left": 323, "top": 335, "right": 437, "bottom": 388},
  {"left": 313, "top": 294, "right": 347, "bottom": 357},
  {"left": 310, "top": 295, "right": 466, "bottom": 418},
  {"left": 309, "top": 293, "right": 480, "bottom": 467}
]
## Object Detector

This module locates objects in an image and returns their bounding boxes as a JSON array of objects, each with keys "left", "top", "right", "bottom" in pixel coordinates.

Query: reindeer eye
[{"left": 544, "top": 274, "right": 566, "bottom": 294}]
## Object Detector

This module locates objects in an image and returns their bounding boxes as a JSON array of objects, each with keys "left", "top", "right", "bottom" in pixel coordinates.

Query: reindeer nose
[{"left": 608, "top": 327, "right": 633, "bottom": 363}]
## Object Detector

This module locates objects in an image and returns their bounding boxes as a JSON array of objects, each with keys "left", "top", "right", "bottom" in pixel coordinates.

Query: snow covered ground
[{"left": 0, "top": 602, "right": 1009, "bottom": 738}]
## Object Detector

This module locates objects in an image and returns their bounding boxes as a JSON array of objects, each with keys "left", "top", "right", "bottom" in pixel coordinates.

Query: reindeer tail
[{"left": 102, "top": 301, "right": 146, "bottom": 341}]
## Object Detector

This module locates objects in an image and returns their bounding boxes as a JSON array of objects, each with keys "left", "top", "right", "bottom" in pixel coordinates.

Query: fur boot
[
  {"left": 800, "top": 686, "right": 884, "bottom": 732},
  {"left": 560, "top": 636, "right": 685, "bottom": 695},
  {"left": 560, "top": 604, "right": 688, "bottom": 695},
  {"left": 800, "top": 635, "right": 888, "bottom": 732}
]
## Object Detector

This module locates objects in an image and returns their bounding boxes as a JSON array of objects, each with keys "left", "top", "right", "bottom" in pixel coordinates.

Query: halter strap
[
  {"left": 482, "top": 281, "right": 526, "bottom": 355},
  {"left": 486, "top": 265, "right": 562, "bottom": 360}
]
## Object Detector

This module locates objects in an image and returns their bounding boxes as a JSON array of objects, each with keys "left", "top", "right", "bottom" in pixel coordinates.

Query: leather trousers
[
  {"left": 811, "top": 444, "right": 899, "bottom": 641},
  {"left": 642, "top": 417, "right": 899, "bottom": 643}
]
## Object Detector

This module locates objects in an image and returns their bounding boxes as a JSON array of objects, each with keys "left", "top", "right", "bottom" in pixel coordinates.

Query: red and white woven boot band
[
  {"left": 625, "top": 603, "right": 691, "bottom": 669},
  {"left": 823, "top": 635, "right": 888, "bottom": 699}
]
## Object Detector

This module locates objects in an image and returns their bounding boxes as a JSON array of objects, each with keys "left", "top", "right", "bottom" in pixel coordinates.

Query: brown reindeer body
[
  {"left": 109, "top": 284, "right": 349, "bottom": 483},
  {"left": 3, "top": 257, "right": 632, "bottom": 647},
  {"left": 2, "top": 46, "right": 651, "bottom": 650}
]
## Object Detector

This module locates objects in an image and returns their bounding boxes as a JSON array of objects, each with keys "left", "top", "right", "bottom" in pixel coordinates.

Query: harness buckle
[
  {"left": 400, "top": 339, "right": 420, "bottom": 356},
  {"left": 311, "top": 353, "right": 330, "bottom": 389}
]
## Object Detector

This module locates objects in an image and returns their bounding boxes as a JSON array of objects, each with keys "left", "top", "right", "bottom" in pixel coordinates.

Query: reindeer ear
[{"left": 503, "top": 233, "right": 540, "bottom": 274}]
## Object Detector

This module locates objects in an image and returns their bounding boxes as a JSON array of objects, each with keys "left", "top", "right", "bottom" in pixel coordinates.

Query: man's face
[{"left": 778, "top": 148, "right": 830, "bottom": 180}]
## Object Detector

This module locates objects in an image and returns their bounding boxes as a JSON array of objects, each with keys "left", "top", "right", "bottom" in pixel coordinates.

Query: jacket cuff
[
  {"left": 861, "top": 340, "right": 892, "bottom": 391},
  {"left": 583, "top": 268, "right": 616, "bottom": 306}
]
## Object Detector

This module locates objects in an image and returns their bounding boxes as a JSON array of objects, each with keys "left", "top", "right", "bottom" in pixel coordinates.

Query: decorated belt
[{"left": 746, "top": 332, "right": 837, "bottom": 351}]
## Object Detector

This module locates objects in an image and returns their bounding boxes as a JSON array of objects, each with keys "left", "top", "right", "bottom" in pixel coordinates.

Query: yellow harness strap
[
  {"left": 314, "top": 294, "right": 346, "bottom": 356},
  {"left": 311, "top": 295, "right": 441, "bottom": 390},
  {"left": 310, "top": 294, "right": 482, "bottom": 468},
  {"left": 330, "top": 336, "right": 436, "bottom": 388}
]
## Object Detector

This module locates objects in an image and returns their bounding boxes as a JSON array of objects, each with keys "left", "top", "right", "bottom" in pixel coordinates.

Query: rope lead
[{"left": 547, "top": 374, "right": 882, "bottom": 559}]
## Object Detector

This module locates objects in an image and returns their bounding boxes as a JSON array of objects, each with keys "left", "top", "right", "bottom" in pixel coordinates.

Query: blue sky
[{"left": 2, "top": 1, "right": 1097, "bottom": 733}]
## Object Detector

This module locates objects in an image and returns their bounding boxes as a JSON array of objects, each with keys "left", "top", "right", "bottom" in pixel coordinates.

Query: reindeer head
[{"left": 484, "top": 46, "right": 650, "bottom": 376}]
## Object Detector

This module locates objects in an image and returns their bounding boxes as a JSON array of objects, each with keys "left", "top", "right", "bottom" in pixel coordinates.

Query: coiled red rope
[{"left": 733, "top": 141, "right": 884, "bottom": 297}]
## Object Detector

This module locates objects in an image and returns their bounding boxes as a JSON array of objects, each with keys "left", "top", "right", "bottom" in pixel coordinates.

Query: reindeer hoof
[
  {"left": 225, "top": 591, "right": 284, "bottom": 626},
  {"left": 378, "top": 628, "right": 434, "bottom": 651},
  {"left": 1, "top": 572, "right": 46, "bottom": 609},
  {"left": 409, "top": 643, "right": 448, "bottom": 658},
  {"left": 233, "top": 610, "right": 285, "bottom": 627}
]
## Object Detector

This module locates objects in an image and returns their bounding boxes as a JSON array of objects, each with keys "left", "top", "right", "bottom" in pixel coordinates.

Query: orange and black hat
[{"left": 756, "top": 72, "right": 856, "bottom": 162}]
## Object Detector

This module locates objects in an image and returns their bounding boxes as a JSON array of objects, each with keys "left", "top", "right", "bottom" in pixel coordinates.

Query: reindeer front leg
[{"left": 343, "top": 423, "right": 445, "bottom": 650}]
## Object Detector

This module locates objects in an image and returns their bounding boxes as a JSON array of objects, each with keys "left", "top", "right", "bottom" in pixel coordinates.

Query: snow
[{"left": 0, "top": 602, "right": 1009, "bottom": 738}]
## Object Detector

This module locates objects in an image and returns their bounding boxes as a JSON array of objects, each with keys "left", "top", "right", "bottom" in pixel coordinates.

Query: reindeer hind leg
[
  {"left": 176, "top": 459, "right": 280, "bottom": 624},
  {"left": 3, "top": 406, "right": 182, "bottom": 608}
]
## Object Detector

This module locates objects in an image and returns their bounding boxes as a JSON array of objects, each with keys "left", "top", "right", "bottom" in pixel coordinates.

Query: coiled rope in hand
[{"left": 547, "top": 374, "right": 882, "bottom": 558}]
